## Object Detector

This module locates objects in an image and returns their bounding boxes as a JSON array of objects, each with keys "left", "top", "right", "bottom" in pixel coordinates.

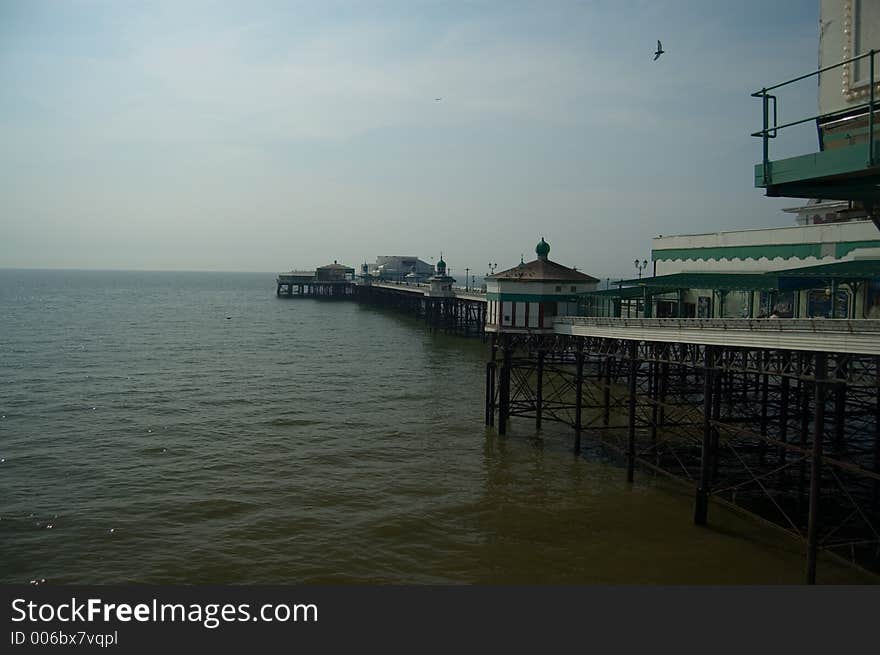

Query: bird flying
[
  {"left": 653, "top": 40, "right": 665, "bottom": 60},
  {"left": 435, "top": 97, "right": 442, "bottom": 101}
]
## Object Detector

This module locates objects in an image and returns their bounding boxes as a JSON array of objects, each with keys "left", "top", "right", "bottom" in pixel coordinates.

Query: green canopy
[
  {"left": 613, "top": 272, "right": 780, "bottom": 291},
  {"left": 774, "top": 259, "right": 880, "bottom": 279},
  {"left": 581, "top": 286, "right": 676, "bottom": 299}
]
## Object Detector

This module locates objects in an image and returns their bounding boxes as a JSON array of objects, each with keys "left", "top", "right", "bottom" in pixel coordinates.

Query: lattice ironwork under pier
[{"left": 484, "top": 330, "right": 880, "bottom": 583}]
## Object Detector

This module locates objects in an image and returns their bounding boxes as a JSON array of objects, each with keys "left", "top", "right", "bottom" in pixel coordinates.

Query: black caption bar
[{"left": 2, "top": 585, "right": 879, "bottom": 652}]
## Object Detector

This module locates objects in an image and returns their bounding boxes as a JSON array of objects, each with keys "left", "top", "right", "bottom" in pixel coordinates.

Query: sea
[{"left": 0, "top": 269, "right": 872, "bottom": 584}]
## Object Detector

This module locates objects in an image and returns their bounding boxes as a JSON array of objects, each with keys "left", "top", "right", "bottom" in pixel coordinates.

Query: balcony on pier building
[{"left": 754, "top": 2, "right": 880, "bottom": 216}]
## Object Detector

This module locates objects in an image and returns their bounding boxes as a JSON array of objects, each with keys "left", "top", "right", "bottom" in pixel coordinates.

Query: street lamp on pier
[{"left": 634, "top": 259, "right": 648, "bottom": 279}]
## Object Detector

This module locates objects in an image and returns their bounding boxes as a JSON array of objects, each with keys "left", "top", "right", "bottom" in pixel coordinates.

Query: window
[
  {"left": 721, "top": 290, "right": 751, "bottom": 318},
  {"left": 865, "top": 280, "right": 880, "bottom": 318},
  {"left": 555, "top": 286, "right": 562, "bottom": 292},
  {"left": 697, "top": 296, "right": 711, "bottom": 318},
  {"left": 758, "top": 290, "right": 796, "bottom": 318},
  {"left": 570, "top": 286, "right": 576, "bottom": 292},
  {"left": 807, "top": 289, "right": 850, "bottom": 318}
]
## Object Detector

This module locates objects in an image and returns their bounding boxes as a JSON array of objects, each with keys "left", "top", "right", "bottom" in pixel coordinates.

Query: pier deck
[{"left": 552, "top": 317, "right": 880, "bottom": 355}]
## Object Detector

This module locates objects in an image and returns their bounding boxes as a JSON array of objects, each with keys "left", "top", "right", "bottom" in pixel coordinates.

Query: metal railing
[
  {"left": 373, "top": 280, "right": 488, "bottom": 298},
  {"left": 555, "top": 316, "right": 880, "bottom": 333},
  {"left": 752, "top": 49, "right": 878, "bottom": 184}
]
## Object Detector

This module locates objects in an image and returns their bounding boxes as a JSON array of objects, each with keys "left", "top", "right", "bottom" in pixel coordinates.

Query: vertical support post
[
  {"left": 834, "top": 358, "right": 847, "bottom": 454},
  {"left": 761, "top": 89, "right": 769, "bottom": 184},
  {"left": 797, "top": 371, "right": 811, "bottom": 522},
  {"left": 806, "top": 352, "right": 827, "bottom": 584},
  {"left": 711, "top": 360, "right": 722, "bottom": 481},
  {"left": 760, "top": 361, "right": 769, "bottom": 434},
  {"left": 574, "top": 351, "right": 584, "bottom": 453},
  {"left": 602, "top": 356, "right": 612, "bottom": 426},
  {"left": 870, "top": 50, "right": 875, "bottom": 167},
  {"left": 759, "top": 351, "right": 769, "bottom": 464},
  {"left": 830, "top": 279, "right": 838, "bottom": 319},
  {"left": 498, "top": 335, "right": 511, "bottom": 436},
  {"left": 695, "top": 345, "right": 715, "bottom": 525},
  {"left": 778, "top": 353, "right": 790, "bottom": 481},
  {"left": 650, "top": 359, "right": 659, "bottom": 458},
  {"left": 485, "top": 362, "right": 496, "bottom": 426},
  {"left": 626, "top": 341, "right": 638, "bottom": 483},
  {"left": 535, "top": 350, "right": 545, "bottom": 430},
  {"left": 874, "top": 357, "right": 880, "bottom": 511},
  {"left": 658, "top": 360, "right": 669, "bottom": 430}
]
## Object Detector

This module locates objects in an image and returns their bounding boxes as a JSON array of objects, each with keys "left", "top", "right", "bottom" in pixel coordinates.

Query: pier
[
  {"left": 277, "top": 267, "right": 488, "bottom": 337},
  {"left": 276, "top": 245, "right": 880, "bottom": 582},
  {"left": 484, "top": 317, "right": 880, "bottom": 583}
]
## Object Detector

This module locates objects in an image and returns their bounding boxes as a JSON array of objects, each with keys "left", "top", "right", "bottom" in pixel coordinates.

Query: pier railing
[
  {"left": 752, "top": 49, "right": 879, "bottom": 183},
  {"left": 556, "top": 316, "right": 880, "bottom": 332},
  {"left": 553, "top": 316, "right": 880, "bottom": 355},
  {"left": 372, "top": 280, "right": 487, "bottom": 298}
]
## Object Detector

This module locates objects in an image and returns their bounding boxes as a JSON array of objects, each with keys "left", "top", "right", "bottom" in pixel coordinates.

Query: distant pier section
[
  {"left": 277, "top": 256, "right": 487, "bottom": 336},
  {"left": 277, "top": 261, "right": 355, "bottom": 298}
]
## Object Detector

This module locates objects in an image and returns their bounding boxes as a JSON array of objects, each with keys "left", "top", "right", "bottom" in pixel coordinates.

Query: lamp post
[
  {"left": 488, "top": 261, "right": 497, "bottom": 277},
  {"left": 465, "top": 267, "right": 470, "bottom": 291},
  {"left": 634, "top": 259, "right": 648, "bottom": 279}
]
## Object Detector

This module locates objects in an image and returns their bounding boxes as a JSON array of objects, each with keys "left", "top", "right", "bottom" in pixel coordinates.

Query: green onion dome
[{"left": 536, "top": 238, "right": 550, "bottom": 260}]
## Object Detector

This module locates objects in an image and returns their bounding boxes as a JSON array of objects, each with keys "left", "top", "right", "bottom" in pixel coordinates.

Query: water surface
[{"left": 0, "top": 270, "right": 872, "bottom": 583}]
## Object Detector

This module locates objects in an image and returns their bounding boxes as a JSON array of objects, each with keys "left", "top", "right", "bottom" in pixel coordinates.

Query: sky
[{"left": 1, "top": 0, "right": 821, "bottom": 279}]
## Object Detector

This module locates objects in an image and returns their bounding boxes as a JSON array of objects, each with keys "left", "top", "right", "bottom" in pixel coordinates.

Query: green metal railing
[{"left": 752, "top": 49, "right": 878, "bottom": 185}]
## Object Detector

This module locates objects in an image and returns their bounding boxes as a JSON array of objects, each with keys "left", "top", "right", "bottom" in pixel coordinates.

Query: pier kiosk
[
  {"left": 485, "top": 238, "right": 598, "bottom": 332},
  {"left": 423, "top": 256, "right": 456, "bottom": 326},
  {"left": 426, "top": 256, "right": 455, "bottom": 297},
  {"left": 484, "top": 238, "right": 599, "bottom": 437},
  {"left": 356, "top": 262, "right": 373, "bottom": 287}
]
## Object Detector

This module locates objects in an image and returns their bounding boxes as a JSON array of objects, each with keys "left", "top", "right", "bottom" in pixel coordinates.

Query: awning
[
  {"left": 581, "top": 286, "right": 677, "bottom": 300},
  {"left": 613, "top": 272, "right": 781, "bottom": 291},
  {"left": 773, "top": 259, "right": 880, "bottom": 279}
]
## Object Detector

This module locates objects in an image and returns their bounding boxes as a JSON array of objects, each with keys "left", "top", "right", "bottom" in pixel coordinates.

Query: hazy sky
[{"left": 1, "top": 0, "right": 820, "bottom": 278}]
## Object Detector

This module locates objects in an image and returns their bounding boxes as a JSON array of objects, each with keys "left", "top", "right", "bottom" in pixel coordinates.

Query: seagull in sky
[
  {"left": 653, "top": 40, "right": 665, "bottom": 61},
  {"left": 435, "top": 97, "right": 442, "bottom": 101}
]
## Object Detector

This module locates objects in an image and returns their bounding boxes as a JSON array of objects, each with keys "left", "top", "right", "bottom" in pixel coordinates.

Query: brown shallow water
[{"left": 0, "top": 270, "right": 874, "bottom": 584}]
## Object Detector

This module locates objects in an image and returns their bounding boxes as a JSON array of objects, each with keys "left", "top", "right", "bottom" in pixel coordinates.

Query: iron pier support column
[
  {"left": 485, "top": 363, "right": 496, "bottom": 427},
  {"left": 650, "top": 359, "right": 659, "bottom": 459},
  {"left": 833, "top": 358, "right": 847, "bottom": 454},
  {"left": 602, "top": 356, "right": 612, "bottom": 427},
  {"left": 806, "top": 351, "right": 828, "bottom": 585},
  {"left": 778, "top": 353, "right": 791, "bottom": 482},
  {"left": 695, "top": 345, "right": 715, "bottom": 525},
  {"left": 797, "top": 366, "right": 811, "bottom": 523},
  {"left": 658, "top": 360, "right": 668, "bottom": 432},
  {"left": 535, "top": 350, "right": 545, "bottom": 431},
  {"left": 498, "top": 335, "right": 512, "bottom": 436},
  {"left": 626, "top": 341, "right": 638, "bottom": 483},
  {"left": 760, "top": 351, "right": 769, "bottom": 446},
  {"left": 574, "top": 351, "right": 584, "bottom": 453},
  {"left": 874, "top": 357, "right": 880, "bottom": 511},
  {"left": 485, "top": 333, "right": 497, "bottom": 427}
]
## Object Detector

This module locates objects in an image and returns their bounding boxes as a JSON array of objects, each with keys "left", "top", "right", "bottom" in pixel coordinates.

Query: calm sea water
[{"left": 0, "top": 270, "right": 873, "bottom": 584}]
